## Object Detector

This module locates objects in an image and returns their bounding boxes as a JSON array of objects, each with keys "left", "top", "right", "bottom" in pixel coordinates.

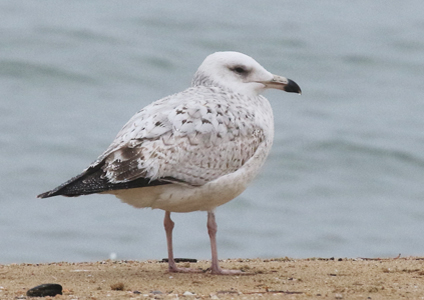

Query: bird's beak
[{"left": 257, "top": 75, "right": 302, "bottom": 94}]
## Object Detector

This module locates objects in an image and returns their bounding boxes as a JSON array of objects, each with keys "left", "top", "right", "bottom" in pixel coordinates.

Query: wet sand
[{"left": 1, "top": 256, "right": 424, "bottom": 299}]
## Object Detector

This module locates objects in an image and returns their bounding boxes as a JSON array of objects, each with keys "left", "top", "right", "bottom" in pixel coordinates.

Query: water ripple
[{"left": 0, "top": 59, "right": 98, "bottom": 84}]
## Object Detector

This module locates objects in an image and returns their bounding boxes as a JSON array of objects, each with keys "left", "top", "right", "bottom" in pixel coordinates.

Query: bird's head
[{"left": 193, "top": 51, "right": 301, "bottom": 97}]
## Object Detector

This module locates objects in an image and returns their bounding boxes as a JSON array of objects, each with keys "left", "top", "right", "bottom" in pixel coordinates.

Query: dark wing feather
[{"left": 37, "top": 161, "right": 172, "bottom": 198}]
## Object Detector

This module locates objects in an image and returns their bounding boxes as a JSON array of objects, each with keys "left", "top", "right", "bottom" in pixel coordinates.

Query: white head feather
[{"left": 192, "top": 51, "right": 275, "bottom": 98}]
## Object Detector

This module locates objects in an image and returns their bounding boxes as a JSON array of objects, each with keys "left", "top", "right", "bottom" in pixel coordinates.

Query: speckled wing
[
  {"left": 37, "top": 86, "right": 265, "bottom": 198},
  {"left": 98, "top": 86, "right": 265, "bottom": 187}
]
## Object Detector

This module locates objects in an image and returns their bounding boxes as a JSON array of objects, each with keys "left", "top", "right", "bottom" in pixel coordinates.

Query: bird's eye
[{"left": 230, "top": 66, "right": 247, "bottom": 75}]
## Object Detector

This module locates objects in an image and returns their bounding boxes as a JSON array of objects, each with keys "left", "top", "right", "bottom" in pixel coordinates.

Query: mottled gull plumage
[{"left": 38, "top": 51, "right": 301, "bottom": 274}]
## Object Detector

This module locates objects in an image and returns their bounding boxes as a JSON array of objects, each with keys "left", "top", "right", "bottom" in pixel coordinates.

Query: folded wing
[{"left": 38, "top": 88, "right": 264, "bottom": 198}]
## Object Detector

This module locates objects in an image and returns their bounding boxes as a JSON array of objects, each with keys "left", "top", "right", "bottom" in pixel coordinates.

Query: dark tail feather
[{"left": 37, "top": 165, "right": 171, "bottom": 199}]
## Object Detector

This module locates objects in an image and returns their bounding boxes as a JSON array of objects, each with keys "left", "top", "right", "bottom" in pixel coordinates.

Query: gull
[{"left": 38, "top": 51, "right": 301, "bottom": 275}]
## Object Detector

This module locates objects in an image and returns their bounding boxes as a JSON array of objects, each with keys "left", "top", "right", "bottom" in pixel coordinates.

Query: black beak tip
[{"left": 284, "top": 79, "right": 302, "bottom": 94}]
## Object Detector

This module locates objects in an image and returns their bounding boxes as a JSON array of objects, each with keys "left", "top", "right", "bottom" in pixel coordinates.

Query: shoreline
[{"left": 1, "top": 257, "right": 424, "bottom": 299}]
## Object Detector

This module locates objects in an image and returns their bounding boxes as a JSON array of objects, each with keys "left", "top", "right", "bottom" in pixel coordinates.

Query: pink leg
[
  {"left": 207, "top": 211, "right": 244, "bottom": 275},
  {"left": 163, "top": 211, "right": 202, "bottom": 273}
]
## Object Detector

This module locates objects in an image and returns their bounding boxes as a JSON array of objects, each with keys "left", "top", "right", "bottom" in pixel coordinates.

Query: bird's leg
[
  {"left": 164, "top": 211, "right": 177, "bottom": 271},
  {"left": 207, "top": 211, "right": 244, "bottom": 275},
  {"left": 163, "top": 211, "right": 202, "bottom": 273}
]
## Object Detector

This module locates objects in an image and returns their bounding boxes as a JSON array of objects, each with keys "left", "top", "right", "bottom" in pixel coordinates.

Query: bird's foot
[
  {"left": 168, "top": 266, "right": 204, "bottom": 273},
  {"left": 208, "top": 267, "right": 252, "bottom": 275}
]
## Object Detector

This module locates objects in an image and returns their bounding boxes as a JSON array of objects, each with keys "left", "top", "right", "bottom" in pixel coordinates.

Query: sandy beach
[{"left": 1, "top": 256, "right": 424, "bottom": 299}]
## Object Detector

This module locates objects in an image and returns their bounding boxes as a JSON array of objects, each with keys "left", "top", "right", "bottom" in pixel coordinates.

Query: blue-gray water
[{"left": 1, "top": 0, "right": 424, "bottom": 264}]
